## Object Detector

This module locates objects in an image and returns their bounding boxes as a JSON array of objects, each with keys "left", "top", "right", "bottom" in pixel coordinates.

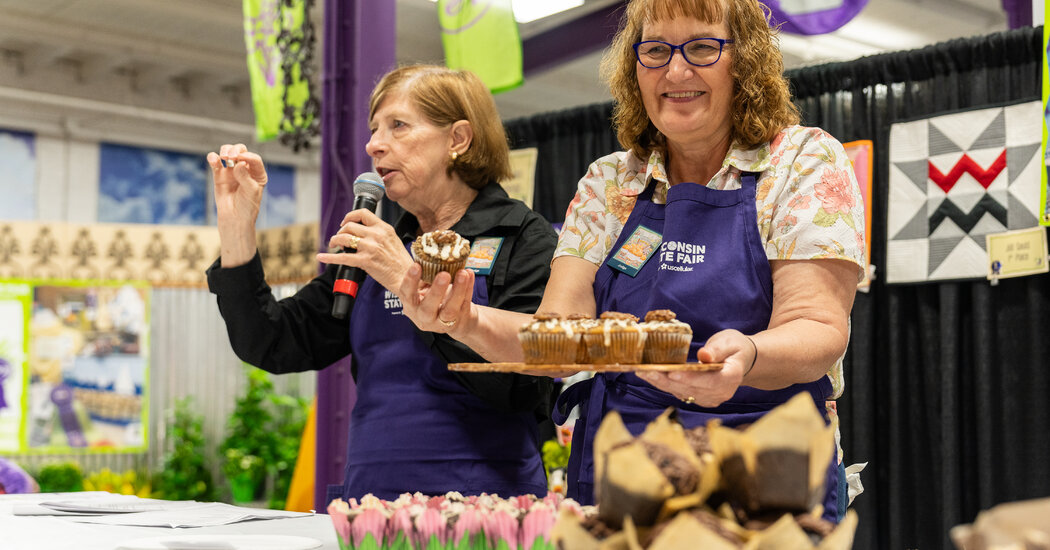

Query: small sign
[
  {"left": 503, "top": 148, "right": 538, "bottom": 208},
  {"left": 608, "top": 225, "right": 661, "bottom": 277},
  {"left": 465, "top": 237, "right": 504, "bottom": 275},
  {"left": 986, "top": 227, "right": 1049, "bottom": 280}
]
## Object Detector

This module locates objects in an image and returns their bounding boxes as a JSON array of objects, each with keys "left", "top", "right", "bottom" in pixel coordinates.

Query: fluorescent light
[{"left": 426, "top": 0, "right": 585, "bottom": 24}]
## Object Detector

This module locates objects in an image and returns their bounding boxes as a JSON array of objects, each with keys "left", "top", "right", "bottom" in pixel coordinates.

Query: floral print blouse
[{"left": 554, "top": 125, "right": 867, "bottom": 399}]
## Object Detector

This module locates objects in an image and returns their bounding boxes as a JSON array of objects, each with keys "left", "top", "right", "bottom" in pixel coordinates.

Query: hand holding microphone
[{"left": 331, "top": 172, "right": 386, "bottom": 319}]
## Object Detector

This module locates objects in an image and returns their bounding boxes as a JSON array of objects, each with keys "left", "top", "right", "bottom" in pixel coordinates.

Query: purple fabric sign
[{"left": 763, "top": 0, "right": 868, "bottom": 36}]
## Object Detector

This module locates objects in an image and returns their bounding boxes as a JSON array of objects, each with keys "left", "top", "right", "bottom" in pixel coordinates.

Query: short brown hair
[
  {"left": 601, "top": 0, "right": 800, "bottom": 157},
  {"left": 369, "top": 65, "right": 511, "bottom": 189}
]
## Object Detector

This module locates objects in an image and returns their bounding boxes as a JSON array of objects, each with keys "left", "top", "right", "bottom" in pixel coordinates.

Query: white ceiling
[{"left": 0, "top": 0, "right": 1011, "bottom": 150}]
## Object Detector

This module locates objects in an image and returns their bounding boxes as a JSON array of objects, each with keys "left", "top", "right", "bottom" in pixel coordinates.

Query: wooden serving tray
[{"left": 448, "top": 362, "right": 724, "bottom": 375}]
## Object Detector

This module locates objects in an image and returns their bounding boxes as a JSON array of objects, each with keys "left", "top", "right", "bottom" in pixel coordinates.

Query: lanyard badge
[
  {"left": 465, "top": 237, "right": 504, "bottom": 275},
  {"left": 608, "top": 225, "right": 662, "bottom": 277}
]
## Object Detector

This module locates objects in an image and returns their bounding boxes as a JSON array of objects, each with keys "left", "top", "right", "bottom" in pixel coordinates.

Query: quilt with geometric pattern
[{"left": 886, "top": 101, "right": 1042, "bottom": 283}]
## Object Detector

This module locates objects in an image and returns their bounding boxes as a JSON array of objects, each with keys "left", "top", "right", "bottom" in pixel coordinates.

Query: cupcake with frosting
[
  {"left": 640, "top": 309, "right": 693, "bottom": 364},
  {"left": 411, "top": 229, "right": 472, "bottom": 284},
  {"left": 565, "top": 313, "right": 598, "bottom": 364},
  {"left": 518, "top": 312, "right": 581, "bottom": 364},
  {"left": 583, "top": 312, "right": 646, "bottom": 365}
]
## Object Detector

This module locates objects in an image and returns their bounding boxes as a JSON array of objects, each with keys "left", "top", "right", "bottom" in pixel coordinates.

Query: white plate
[{"left": 115, "top": 534, "right": 323, "bottom": 550}]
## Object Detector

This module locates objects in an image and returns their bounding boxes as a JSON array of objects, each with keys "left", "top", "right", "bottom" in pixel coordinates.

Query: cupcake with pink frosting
[
  {"left": 451, "top": 506, "right": 486, "bottom": 550},
  {"left": 386, "top": 507, "right": 414, "bottom": 550},
  {"left": 520, "top": 502, "right": 558, "bottom": 550},
  {"left": 351, "top": 508, "right": 387, "bottom": 550},
  {"left": 414, "top": 507, "right": 449, "bottom": 550},
  {"left": 327, "top": 499, "right": 353, "bottom": 550},
  {"left": 485, "top": 505, "right": 519, "bottom": 550}
]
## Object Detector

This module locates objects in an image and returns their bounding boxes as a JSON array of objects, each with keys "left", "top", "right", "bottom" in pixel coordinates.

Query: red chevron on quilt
[{"left": 886, "top": 101, "right": 1042, "bottom": 283}]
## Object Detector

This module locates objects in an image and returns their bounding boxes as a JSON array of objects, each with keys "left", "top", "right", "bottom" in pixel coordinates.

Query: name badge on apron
[
  {"left": 465, "top": 237, "right": 504, "bottom": 275},
  {"left": 608, "top": 224, "right": 661, "bottom": 277}
]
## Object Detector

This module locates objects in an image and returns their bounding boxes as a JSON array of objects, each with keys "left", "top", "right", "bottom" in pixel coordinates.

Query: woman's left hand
[
  {"left": 316, "top": 209, "right": 414, "bottom": 292},
  {"left": 635, "top": 328, "right": 756, "bottom": 408}
]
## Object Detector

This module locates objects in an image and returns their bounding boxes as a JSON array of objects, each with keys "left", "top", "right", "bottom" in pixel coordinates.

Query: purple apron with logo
[
  {"left": 553, "top": 172, "right": 840, "bottom": 521},
  {"left": 333, "top": 268, "right": 547, "bottom": 501}
]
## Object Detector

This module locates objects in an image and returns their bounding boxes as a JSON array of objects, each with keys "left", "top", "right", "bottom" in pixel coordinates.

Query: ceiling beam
[{"left": 522, "top": 1, "right": 625, "bottom": 77}]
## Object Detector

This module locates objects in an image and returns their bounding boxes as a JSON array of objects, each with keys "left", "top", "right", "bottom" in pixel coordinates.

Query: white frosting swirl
[{"left": 421, "top": 232, "right": 470, "bottom": 260}]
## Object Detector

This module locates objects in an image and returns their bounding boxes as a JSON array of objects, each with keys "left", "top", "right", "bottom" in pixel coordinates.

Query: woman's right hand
[
  {"left": 398, "top": 265, "right": 479, "bottom": 337},
  {"left": 206, "top": 144, "right": 268, "bottom": 267}
]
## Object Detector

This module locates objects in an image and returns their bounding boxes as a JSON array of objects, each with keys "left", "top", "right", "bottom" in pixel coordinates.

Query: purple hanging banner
[{"left": 763, "top": 0, "right": 868, "bottom": 36}]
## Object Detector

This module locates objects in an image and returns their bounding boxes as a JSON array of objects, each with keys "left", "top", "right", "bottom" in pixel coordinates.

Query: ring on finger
[
  {"left": 439, "top": 318, "right": 457, "bottom": 328},
  {"left": 347, "top": 235, "right": 361, "bottom": 250},
  {"left": 683, "top": 396, "right": 695, "bottom": 405}
]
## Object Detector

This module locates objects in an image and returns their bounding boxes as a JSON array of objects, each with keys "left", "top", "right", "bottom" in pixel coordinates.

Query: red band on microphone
[{"left": 333, "top": 279, "right": 360, "bottom": 298}]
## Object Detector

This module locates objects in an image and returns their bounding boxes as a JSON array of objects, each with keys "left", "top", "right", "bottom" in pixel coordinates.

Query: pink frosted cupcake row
[{"left": 327, "top": 492, "right": 584, "bottom": 550}]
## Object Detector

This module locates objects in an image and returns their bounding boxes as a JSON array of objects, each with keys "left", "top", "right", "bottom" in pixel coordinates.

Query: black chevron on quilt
[{"left": 928, "top": 194, "right": 1008, "bottom": 234}]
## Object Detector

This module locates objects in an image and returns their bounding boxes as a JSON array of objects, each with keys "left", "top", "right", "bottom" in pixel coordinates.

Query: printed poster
[
  {"left": 0, "top": 281, "right": 150, "bottom": 454},
  {"left": 0, "top": 282, "right": 30, "bottom": 453}
]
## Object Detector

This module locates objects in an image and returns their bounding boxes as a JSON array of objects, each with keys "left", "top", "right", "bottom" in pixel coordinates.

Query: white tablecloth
[{"left": 0, "top": 495, "right": 339, "bottom": 550}]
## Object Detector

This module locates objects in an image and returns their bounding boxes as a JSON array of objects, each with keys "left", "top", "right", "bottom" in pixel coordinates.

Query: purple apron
[
  {"left": 553, "top": 172, "right": 840, "bottom": 521},
  {"left": 331, "top": 265, "right": 547, "bottom": 501}
]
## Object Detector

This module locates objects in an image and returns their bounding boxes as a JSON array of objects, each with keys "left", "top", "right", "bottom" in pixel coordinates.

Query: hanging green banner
[
  {"left": 243, "top": 0, "right": 311, "bottom": 142},
  {"left": 438, "top": 0, "right": 524, "bottom": 94}
]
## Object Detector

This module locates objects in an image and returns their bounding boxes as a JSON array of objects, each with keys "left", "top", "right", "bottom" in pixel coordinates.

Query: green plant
[
  {"left": 35, "top": 462, "right": 84, "bottom": 493},
  {"left": 153, "top": 397, "right": 217, "bottom": 501},
  {"left": 220, "top": 367, "right": 278, "bottom": 503},
  {"left": 83, "top": 467, "right": 152, "bottom": 497},
  {"left": 541, "top": 438, "right": 571, "bottom": 478},
  {"left": 266, "top": 393, "right": 308, "bottom": 510}
]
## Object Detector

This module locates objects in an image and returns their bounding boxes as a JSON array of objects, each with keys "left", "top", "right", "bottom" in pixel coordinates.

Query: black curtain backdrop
[{"left": 505, "top": 26, "right": 1050, "bottom": 549}]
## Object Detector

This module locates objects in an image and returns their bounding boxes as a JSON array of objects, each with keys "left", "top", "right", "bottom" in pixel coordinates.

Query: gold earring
[{"left": 450, "top": 151, "right": 458, "bottom": 161}]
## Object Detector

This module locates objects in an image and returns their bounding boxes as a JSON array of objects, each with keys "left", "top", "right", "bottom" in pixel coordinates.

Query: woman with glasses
[{"left": 398, "top": 0, "right": 865, "bottom": 522}]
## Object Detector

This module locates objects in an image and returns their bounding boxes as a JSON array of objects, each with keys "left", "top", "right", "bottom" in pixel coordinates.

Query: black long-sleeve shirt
[{"left": 206, "top": 182, "right": 558, "bottom": 417}]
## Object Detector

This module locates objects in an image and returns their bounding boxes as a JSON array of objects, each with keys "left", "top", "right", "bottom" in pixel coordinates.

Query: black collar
[{"left": 394, "top": 181, "right": 528, "bottom": 240}]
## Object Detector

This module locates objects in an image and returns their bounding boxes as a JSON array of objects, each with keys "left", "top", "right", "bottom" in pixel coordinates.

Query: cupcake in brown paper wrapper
[
  {"left": 518, "top": 312, "right": 582, "bottom": 364},
  {"left": 566, "top": 313, "right": 599, "bottom": 363},
  {"left": 411, "top": 229, "right": 471, "bottom": 283},
  {"left": 548, "top": 395, "right": 858, "bottom": 550},
  {"left": 950, "top": 497, "right": 1050, "bottom": 550},
  {"left": 641, "top": 310, "right": 693, "bottom": 364},
  {"left": 709, "top": 393, "right": 836, "bottom": 515},
  {"left": 583, "top": 312, "right": 646, "bottom": 364}
]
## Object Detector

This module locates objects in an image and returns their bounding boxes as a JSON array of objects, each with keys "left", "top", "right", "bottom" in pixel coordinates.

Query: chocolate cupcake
[
  {"left": 411, "top": 229, "right": 471, "bottom": 283},
  {"left": 583, "top": 311, "right": 646, "bottom": 364},
  {"left": 641, "top": 309, "right": 693, "bottom": 364},
  {"left": 518, "top": 312, "right": 581, "bottom": 364}
]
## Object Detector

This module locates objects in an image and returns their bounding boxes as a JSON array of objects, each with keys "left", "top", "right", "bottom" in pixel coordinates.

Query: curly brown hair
[
  {"left": 369, "top": 64, "right": 512, "bottom": 189},
  {"left": 600, "top": 0, "right": 800, "bottom": 158}
]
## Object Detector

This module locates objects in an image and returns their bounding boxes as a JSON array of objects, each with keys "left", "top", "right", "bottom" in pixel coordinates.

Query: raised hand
[{"left": 206, "top": 144, "right": 268, "bottom": 267}]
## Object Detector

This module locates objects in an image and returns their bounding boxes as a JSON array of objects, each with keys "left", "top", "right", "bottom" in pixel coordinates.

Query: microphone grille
[{"left": 353, "top": 172, "right": 386, "bottom": 201}]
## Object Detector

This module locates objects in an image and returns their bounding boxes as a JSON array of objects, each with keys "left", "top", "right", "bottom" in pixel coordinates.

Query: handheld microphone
[{"left": 332, "top": 172, "right": 386, "bottom": 319}]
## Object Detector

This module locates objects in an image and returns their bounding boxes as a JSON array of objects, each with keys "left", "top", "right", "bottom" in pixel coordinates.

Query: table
[{"left": 0, "top": 495, "right": 339, "bottom": 550}]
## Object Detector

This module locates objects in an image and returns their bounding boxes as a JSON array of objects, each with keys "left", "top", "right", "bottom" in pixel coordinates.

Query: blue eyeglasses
[{"left": 632, "top": 38, "right": 734, "bottom": 68}]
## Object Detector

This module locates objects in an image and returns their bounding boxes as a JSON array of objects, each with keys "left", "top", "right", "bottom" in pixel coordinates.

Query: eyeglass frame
[{"left": 632, "top": 38, "right": 735, "bottom": 69}]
